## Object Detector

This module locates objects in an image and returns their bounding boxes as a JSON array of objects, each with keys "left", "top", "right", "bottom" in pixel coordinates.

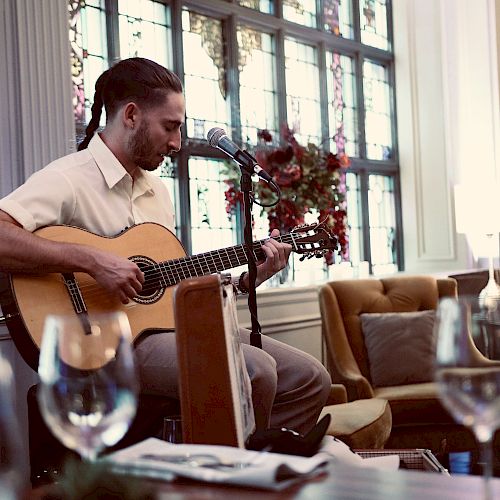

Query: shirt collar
[{"left": 87, "top": 134, "right": 155, "bottom": 195}]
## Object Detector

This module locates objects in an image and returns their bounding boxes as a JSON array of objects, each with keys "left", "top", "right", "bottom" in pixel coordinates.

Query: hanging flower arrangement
[{"left": 224, "top": 126, "right": 350, "bottom": 263}]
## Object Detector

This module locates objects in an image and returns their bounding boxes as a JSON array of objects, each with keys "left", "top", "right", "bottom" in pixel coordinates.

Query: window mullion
[
  {"left": 355, "top": 52, "right": 367, "bottom": 159},
  {"left": 225, "top": 14, "right": 241, "bottom": 141},
  {"left": 318, "top": 41, "right": 329, "bottom": 147},
  {"left": 387, "top": 63, "right": 398, "bottom": 162},
  {"left": 105, "top": 0, "right": 120, "bottom": 64},
  {"left": 393, "top": 171, "right": 404, "bottom": 271},
  {"left": 171, "top": 0, "right": 186, "bottom": 84},
  {"left": 176, "top": 149, "right": 192, "bottom": 255},
  {"left": 171, "top": 0, "right": 191, "bottom": 253},
  {"left": 351, "top": 0, "right": 361, "bottom": 43},
  {"left": 359, "top": 170, "right": 371, "bottom": 269},
  {"left": 275, "top": 0, "right": 284, "bottom": 19},
  {"left": 316, "top": 0, "right": 324, "bottom": 30},
  {"left": 275, "top": 29, "right": 287, "bottom": 140},
  {"left": 387, "top": 0, "right": 395, "bottom": 50}
]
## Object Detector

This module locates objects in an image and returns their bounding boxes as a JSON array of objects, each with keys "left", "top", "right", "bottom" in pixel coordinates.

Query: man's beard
[{"left": 128, "top": 121, "right": 163, "bottom": 171}]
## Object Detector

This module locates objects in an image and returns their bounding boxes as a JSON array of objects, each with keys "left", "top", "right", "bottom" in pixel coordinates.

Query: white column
[
  {"left": 0, "top": 0, "right": 75, "bottom": 197},
  {"left": 0, "top": 0, "right": 22, "bottom": 197},
  {"left": 0, "top": 0, "right": 75, "bottom": 482}
]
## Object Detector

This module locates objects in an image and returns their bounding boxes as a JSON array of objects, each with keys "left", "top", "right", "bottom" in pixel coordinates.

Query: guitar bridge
[{"left": 62, "top": 273, "right": 88, "bottom": 314}]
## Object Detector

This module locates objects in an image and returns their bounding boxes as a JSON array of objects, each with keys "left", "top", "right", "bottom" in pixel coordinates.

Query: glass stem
[
  {"left": 81, "top": 448, "right": 98, "bottom": 463},
  {"left": 478, "top": 436, "right": 493, "bottom": 500}
]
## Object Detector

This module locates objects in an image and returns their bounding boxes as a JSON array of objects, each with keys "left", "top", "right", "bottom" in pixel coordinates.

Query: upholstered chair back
[{"left": 319, "top": 275, "right": 457, "bottom": 400}]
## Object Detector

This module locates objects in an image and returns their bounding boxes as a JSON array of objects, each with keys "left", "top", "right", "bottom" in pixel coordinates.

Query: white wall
[{"left": 393, "top": 0, "right": 500, "bottom": 273}]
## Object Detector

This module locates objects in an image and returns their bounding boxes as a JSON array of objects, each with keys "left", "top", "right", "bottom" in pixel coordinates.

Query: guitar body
[
  {"left": 0, "top": 223, "right": 186, "bottom": 371},
  {"left": 0, "top": 220, "right": 337, "bottom": 371}
]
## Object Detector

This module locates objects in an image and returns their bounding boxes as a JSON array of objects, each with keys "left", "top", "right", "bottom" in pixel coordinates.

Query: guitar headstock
[{"left": 289, "top": 222, "right": 339, "bottom": 260}]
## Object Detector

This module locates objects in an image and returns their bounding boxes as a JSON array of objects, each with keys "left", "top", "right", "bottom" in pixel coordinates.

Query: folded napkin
[
  {"left": 319, "top": 436, "right": 400, "bottom": 471},
  {"left": 105, "top": 437, "right": 329, "bottom": 491},
  {"left": 105, "top": 436, "right": 399, "bottom": 491}
]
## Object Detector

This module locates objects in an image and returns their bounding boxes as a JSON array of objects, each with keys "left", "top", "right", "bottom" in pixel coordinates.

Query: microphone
[{"left": 207, "top": 128, "right": 274, "bottom": 184}]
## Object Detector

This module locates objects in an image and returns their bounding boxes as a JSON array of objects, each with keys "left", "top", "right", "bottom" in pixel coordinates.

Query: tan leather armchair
[{"left": 319, "top": 275, "right": 476, "bottom": 452}]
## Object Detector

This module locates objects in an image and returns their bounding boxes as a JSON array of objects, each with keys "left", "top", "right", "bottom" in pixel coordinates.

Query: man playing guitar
[{"left": 0, "top": 57, "right": 331, "bottom": 436}]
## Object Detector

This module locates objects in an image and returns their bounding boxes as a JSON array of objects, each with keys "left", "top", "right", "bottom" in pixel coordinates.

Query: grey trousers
[{"left": 134, "top": 329, "right": 332, "bottom": 435}]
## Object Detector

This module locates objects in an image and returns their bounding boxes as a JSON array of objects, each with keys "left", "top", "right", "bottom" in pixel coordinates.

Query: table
[{"left": 31, "top": 461, "right": 500, "bottom": 499}]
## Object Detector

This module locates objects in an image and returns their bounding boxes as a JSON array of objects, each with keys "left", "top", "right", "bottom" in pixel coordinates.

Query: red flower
[
  {"left": 224, "top": 127, "right": 349, "bottom": 262},
  {"left": 257, "top": 129, "right": 273, "bottom": 142}
]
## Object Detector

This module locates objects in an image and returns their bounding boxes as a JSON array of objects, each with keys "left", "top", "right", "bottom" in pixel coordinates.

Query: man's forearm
[{"left": 0, "top": 221, "right": 94, "bottom": 275}]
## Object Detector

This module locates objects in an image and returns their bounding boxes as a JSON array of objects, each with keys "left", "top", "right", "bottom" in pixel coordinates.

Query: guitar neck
[{"left": 153, "top": 234, "right": 296, "bottom": 287}]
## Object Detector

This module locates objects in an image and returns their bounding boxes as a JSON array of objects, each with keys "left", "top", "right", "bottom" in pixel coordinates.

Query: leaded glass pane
[
  {"left": 189, "top": 158, "right": 238, "bottom": 255},
  {"left": 151, "top": 158, "right": 179, "bottom": 236},
  {"left": 182, "top": 10, "right": 229, "bottom": 140},
  {"left": 238, "top": 0, "right": 273, "bottom": 15},
  {"left": 324, "top": 0, "right": 353, "bottom": 39},
  {"left": 289, "top": 211, "right": 329, "bottom": 286},
  {"left": 118, "top": 0, "right": 172, "bottom": 67},
  {"left": 68, "top": 0, "right": 107, "bottom": 134},
  {"left": 253, "top": 209, "right": 329, "bottom": 288},
  {"left": 238, "top": 27, "right": 278, "bottom": 146},
  {"left": 284, "top": 38, "right": 321, "bottom": 144},
  {"left": 360, "top": 0, "right": 389, "bottom": 50},
  {"left": 368, "top": 174, "right": 397, "bottom": 275},
  {"left": 345, "top": 172, "right": 362, "bottom": 264},
  {"left": 363, "top": 60, "right": 392, "bottom": 160},
  {"left": 283, "top": 0, "right": 317, "bottom": 28},
  {"left": 326, "top": 52, "right": 357, "bottom": 157}
]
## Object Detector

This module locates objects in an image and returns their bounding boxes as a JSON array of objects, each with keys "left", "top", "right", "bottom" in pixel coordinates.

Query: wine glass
[
  {"left": 0, "top": 354, "right": 22, "bottom": 498},
  {"left": 435, "top": 295, "right": 500, "bottom": 499},
  {"left": 37, "top": 311, "right": 139, "bottom": 463}
]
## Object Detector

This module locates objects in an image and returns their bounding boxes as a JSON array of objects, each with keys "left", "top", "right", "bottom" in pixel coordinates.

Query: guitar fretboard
[{"left": 142, "top": 234, "right": 298, "bottom": 289}]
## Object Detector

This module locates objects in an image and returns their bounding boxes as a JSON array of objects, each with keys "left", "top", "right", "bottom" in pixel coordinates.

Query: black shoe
[{"left": 246, "top": 414, "right": 331, "bottom": 457}]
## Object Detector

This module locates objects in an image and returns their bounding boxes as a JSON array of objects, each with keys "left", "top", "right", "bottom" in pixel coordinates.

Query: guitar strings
[{"left": 59, "top": 233, "right": 309, "bottom": 302}]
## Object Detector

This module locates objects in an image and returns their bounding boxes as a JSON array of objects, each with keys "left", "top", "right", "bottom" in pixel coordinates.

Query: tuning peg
[{"left": 299, "top": 255, "right": 306, "bottom": 262}]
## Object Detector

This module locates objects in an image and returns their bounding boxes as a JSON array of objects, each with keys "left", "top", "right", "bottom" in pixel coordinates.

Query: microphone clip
[{"left": 234, "top": 149, "right": 259, "bottom": 176}]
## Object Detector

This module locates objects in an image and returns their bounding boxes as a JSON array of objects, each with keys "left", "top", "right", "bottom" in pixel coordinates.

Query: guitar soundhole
[{"left": 130, "top": 255, "right": 166, "bottom": 304}]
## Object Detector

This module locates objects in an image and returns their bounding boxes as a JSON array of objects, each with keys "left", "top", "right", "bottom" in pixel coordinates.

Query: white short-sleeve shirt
[{"left": 0, "top": 134, "right": 175, "bottom": 236}]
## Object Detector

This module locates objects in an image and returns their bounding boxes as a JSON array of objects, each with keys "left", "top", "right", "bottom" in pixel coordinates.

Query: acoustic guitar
[{"left": 0, "top": 222, "right": 337, "bottom": 371}]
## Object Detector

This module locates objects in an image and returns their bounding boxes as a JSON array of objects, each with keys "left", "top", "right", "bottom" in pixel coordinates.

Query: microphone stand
[{"left": 240, "top": 168, "right": 262, "bottom": 349}]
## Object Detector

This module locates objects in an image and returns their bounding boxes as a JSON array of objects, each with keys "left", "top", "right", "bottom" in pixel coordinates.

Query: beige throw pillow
[{"left": 360, "top": 310, "right": 436, "bottom": 387}]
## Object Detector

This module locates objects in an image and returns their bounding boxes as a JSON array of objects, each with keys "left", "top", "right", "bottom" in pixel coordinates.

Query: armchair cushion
[
  {"left": 327, "top": 383, "right": 348, "bottom": 405},
  {"left": 319, "top": 398, "right": 392, "bottom": 449},
  {"left": 360, "top": 310, "right": 436, "bottom": 387}
]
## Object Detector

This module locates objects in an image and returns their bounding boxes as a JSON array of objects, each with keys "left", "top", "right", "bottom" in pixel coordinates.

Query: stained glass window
[
  {"left": 360, "top": 0, "right": 389, "bottom": 50},
  {"left": 118, "top": 0, "right": 172, "bottom": 67},
  {"left": 238, "top": 0, "right": 274, "bottom": 15},
  {"left": 283, "top": 0, "right": 317, "bottom": 28},
  {"left": 182, "top": 9, "right": 229, "bottom": 141},
  {"left": 68, "top": 0, "right": 107, "bottom": 133},
  {"left": 284, "top": 38, "right": 321, "bottom": 144},
  {"left": 151, "top": 158, "right": 178, "bottom": 233},
  {"left": 326, "top": 52, "right": 357, "bottom": 156},
  {"left": 368, "top": 174, "right": 397, "bottom": 275},
  {"left": 363, "top": 60, "right": 392, "bottom": 160},
  {"left": 69, "top": 1, "right": 398, "bottom": 280},
  {"left": 324, "top": 0, "right": 353, "bottom": 39},
  {"left": 238, "top": 26, "right": 278, "bottom": 146}
]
